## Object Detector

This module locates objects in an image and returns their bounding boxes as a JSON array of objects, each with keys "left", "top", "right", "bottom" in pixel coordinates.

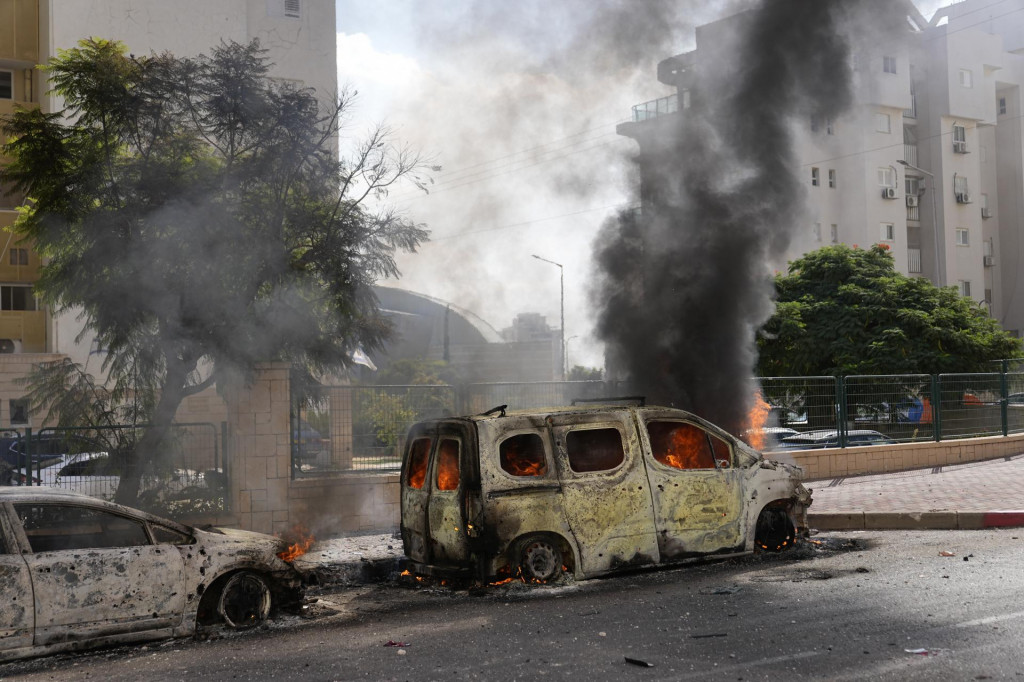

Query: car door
[
  {"left": 0, "top": 507, "right": 33, "bottom": 653},
  {"left": 640, "top": 416, "right": 746, "bottom": 559},
  {"left": 12, "top": 502, "right": 186, "bottom": 646},
  {"left": 548, "top": 412, "right": 659, "bottom": 575}
]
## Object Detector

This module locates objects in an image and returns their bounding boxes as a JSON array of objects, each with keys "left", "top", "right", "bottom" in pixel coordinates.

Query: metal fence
[
  {"left": 0, "top": 423, "right": 226, "bottom": 518},
  {"left": 296, "top": 369, "right": 1024, "bottom": 474}
]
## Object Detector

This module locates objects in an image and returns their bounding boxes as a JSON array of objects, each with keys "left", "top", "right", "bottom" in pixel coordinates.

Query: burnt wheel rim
[
  {"left": 521, "top": 539, "right": 561, "bottom": 582},
  {"left": 218, "top": 572, "right": 271, "bottom": 629}
]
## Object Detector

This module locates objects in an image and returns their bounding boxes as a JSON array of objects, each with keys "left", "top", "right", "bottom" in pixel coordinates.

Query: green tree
[
  {"left": 758, "top": 244, "right": 1022, "bottom": 377},
  {"left": 1, "top": 39, "right": 429, "bottom": 503},
  {"left": 567, "top": 365, "right": 604, "bottom": 381}
]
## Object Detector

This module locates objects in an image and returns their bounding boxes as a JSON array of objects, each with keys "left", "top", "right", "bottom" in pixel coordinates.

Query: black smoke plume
[{"left": 593, "top": 0, "right": 907, "bottom": 436}]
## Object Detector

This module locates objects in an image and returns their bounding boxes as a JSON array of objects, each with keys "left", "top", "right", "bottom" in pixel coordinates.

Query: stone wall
[
  {"left": 223, "top": 363, "right": 398, "bottom": 537},
  {"left": 787, "top": 433, "right": 1024, "bottom": 480}
]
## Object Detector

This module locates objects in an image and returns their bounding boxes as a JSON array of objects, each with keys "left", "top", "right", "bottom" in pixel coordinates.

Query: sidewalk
[
  {"left": 294, "top": 454, "right": 1024, "bottom": 586},
  {"left": 807, "top": 452, "right": 1024, "bottom": 530}
]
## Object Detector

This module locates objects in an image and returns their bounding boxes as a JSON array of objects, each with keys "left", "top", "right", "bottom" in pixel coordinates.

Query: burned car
[
  {"left": 401, "top": 403, "right": 811, "bottom": 582},
  {"left": 0, "top": 488, "right": 304, "bottom": 662}
]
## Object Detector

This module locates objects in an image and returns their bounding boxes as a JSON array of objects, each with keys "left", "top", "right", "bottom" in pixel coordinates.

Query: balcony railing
[
  {"left": 908, "top": 248, "right": 922, "bottom": 274},
  {"left": 904, "top": 92, "right": 917, "bottom": 119},
  {"left": 632, "top": 93, "right": 678, "bottom": 122},
  {"left": 904, "top": 143, "right": 918, "bottom": 168},
  {"left": 907, "top": 204, "right": 920, "bottom": 222}
]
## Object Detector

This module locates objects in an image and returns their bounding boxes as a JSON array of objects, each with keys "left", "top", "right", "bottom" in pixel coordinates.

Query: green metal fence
[{"left": 295, "top": 369, "right": 1024, "bottom": 473}]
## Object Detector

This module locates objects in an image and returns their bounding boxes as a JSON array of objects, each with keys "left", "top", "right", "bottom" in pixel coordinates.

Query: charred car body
[
  {"left": 401, "top": 404, "right": 811, "bottom": 582},
  {"left": 0, "top": 488, "right": 304, "bottom": 661}
]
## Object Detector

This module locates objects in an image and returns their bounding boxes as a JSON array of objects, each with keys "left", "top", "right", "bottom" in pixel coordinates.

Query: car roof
[{"left": 0, "top": 487, "right": 192, "bottom": 531}]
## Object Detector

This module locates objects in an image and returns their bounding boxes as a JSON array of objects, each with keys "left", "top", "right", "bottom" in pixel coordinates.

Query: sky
[{"left": 333, "top": 0, "right": 954, "bottom": 370}]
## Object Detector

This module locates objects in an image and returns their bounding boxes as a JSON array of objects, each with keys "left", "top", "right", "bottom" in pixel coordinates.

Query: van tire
[
  {"left": 754, "top": 507, "right": 795, "bottom": 552},
  {"left": 517, "top": 535, "right": 563, "bottom": 582}
]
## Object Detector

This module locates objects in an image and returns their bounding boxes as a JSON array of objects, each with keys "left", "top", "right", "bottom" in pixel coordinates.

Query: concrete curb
[{"left": 809, "top": 510, "right": 1024, "bottom": 531}]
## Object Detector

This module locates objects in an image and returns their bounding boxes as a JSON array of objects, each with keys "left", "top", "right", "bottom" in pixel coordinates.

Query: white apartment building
[
  {"left": 619, "top": 0, "right": 1024, "bottom": 337},
  {"left": 0, "top": 0, "right": 337, "bottom": 427}
]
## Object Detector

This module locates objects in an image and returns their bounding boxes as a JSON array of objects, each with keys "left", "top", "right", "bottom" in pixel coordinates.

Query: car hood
[{"left": 194, "top": 526, "right": 289, "bottom": 554}]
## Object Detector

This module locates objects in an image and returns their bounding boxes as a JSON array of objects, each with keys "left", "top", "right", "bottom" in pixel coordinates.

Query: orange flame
[
  {"left": 745, "top": 391, "right": 771, "bottom": 450},
  {"left": 436, "top": 439, "right": 460, "bottom": 490},
  {"left": 500, "top": 443, "right": 547, "bottom": 477},
  {"left": 277, "top": 524, "right": 315, "bottom": 562}
]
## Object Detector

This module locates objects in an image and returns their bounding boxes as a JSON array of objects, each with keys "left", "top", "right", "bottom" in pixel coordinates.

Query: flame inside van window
[
  {"left": 500, "top": 433, "right": 547, "bottom": 477},
  {"left": 647, "top": 422, "right": 717, "bottom": 470},
  {"left": 436, "top": 439, "right": 460, "bottom": 490},
  {"left": 407, "top": 437, "right": 432, "bottom": 489},
  {"left": 566, "top": 428, "right": 625, "bottom": 473}
]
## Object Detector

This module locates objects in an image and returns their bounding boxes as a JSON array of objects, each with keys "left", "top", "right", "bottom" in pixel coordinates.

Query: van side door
[
  {"left": 640, "top": 417, "right": 746, "bottom": 559},
  {"left": 548, "top": 412, "right": 659, "bottom": 576}
]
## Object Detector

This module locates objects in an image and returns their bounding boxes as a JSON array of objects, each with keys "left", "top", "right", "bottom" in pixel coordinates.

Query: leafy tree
[
  {"left": 371, "top": 357, "right": 460, "bottom": 386},
  {"left": 758, "top": 244, "right": 1021, "bottom": 376},
  {"left": 567, "top": 365, "right": 604, "bottom": 381},
  {"left": 1, "top": 39, "right": 429, "bottom": 503}
]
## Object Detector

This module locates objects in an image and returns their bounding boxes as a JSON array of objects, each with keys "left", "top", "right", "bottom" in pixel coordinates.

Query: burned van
[{"left": 400, "top": 404, "right": 811, "bottom": 582}]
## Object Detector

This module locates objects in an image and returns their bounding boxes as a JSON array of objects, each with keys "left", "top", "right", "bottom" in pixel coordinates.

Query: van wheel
[
  {"left": 517, "top": 536, "right": 563, "bottom": 582},
  {"left": 217, "top": 571, "right": 272, "bottom": 629},
  {"left": 755, "top": 508, "right": 796, "bottom": 552}
]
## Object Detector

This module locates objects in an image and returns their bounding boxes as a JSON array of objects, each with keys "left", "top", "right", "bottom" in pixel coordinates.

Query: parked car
[
  {"left": 777, "top": 429, "right": 897, "bottom": 450},
  {"left": 0, "top": 487, "right": 306, "bottom": 662},
  {"left": 32, "top": 452, "right": 205, "bottom": 502},
  {"left": 1, "top": 433, "right": 107, "bottom": 469},
  {"left": 744, "top": 426, "right": 800, "bottom": 451},
  {"left": 400, "top": 403, "right": 812, "bottom": 583},
  {"left": 294, "top": 420, "right": 330, "bottom": 462}
]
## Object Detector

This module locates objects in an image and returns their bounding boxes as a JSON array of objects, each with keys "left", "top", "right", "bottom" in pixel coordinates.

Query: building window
[
  {"left": 956, "top": 227, "right": 969, "bottom": 246},
  {"left": 0, "top": 285, "right": 36, "bottom": 311},
  {"left": 953, "top": 123, "right": 966, "bottom": 143},
  {"left": 959, "top": 280, "right": 972, "bottom": 298},
  {"left": 883, "top": 55, "right": 897, "bottom": 74},
  {"left": 906, "top": 176, "right": 921, "bottom": 196},
  {"left": 826, "top": 119, "right": 834, "bottom": 135},
  {"left": 681, "top": 89, "right": 691, "bottom": 109},
  {"left": 813, "top": 223, "right": 822, "bottom": 242},
  {"left": 811, "top": 167, "right": 820, "bottom": 186},
  {"left": 959, "top": 69, "right": 973, "bottom": 88},
  {"left": 999, "top": 96, "right": 1007, "bottom": 115},
  {"left": 830, "top": 224, "right": 839, "bottom": 244},
  {"left": 0, "top": 71, "right": 11, "bottom": 100},
  {"left": 8, "top": 248, "right": 27, "bottom": 266},
  {"left": 874, "top": 112, "right": 891, "bottom": 134},
  {"left": 9, "top": 399, "right": 28, "bottom": 426},
  {"left": 954, "top": 175, "right": 971, "bottom": 202},
  {"left": 881, "top": 223, "right": 895, "bottom": 241},
  {"left": 878, "top": 167, "right": 896, "bottom": 188},
  {"left": 828, "top": 169, "right": 837, "bottom": 188}
]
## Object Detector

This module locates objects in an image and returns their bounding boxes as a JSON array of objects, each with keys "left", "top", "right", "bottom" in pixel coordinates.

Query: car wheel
[
  {"left": 755, "top": 508, "right": 796, "bottom": 552},
  {"left": 217, "top": 571, "right": 272, "bottom": 629},
  {"left": 517, "top": 535, "right": 563, "bottom": 582}
]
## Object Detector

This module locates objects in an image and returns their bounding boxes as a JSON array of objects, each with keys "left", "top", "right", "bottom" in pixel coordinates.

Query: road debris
[
  {"left": 624, "top": 656, "right": 654, "bottom": 668},
  {"left": 384, "top": 640, "right": 409, "bottom": 647},
  {"left": 690, "top": 633, "right": 728, "bottom": 639},
  {"left": 939, "top": 551, "right": 955, "bottom": 557}
]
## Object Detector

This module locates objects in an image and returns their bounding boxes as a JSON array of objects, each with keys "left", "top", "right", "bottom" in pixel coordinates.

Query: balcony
[
  {"left": 631, "top": 94, "right": 678, "bottom": 122},
  {"left": 908, "top": 248, "right": 922, "bottom": 274}
]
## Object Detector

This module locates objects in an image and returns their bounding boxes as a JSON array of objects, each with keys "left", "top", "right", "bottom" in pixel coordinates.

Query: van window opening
[
  {"left": 647, "top": 422, "right": 717, "bottom": 470},
  {"left": 499, "top": 433, "right": 547, "bottom": 476},
  {"left": 566, "top": 428, "right": 625, "bottom": 473},
  {"left": 407, "top": 437, "right": 432, "bottom": 489},
  {"left": 435, "top": 439, "right": 460, "bottom": 490}
]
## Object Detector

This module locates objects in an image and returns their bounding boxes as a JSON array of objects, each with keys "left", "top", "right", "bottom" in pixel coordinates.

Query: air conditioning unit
[
  {"left": 984, "top": 255, "right": 995, "bottom": 267},
  {"left": 883, "top": 187, "right": 898, "bottom": 199},
  {"left": 906, "top": 195, "right": 919, "bottom": 208},
  {"left": 954, "top": 140, "right": 968, "bottom": 153},
  {"left": 957, "top": 192, "right": 972, "bottom": 204},
  {"left": 0, "top": 339, "right": 22, "bottom": 354},
  {"left": 982, "top": 207, "right": 993, "bottom": 218}
]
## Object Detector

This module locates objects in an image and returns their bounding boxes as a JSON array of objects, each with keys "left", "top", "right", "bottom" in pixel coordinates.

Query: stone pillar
[{"left": 223, "top": 363, "right": 292, "bottom": 534}]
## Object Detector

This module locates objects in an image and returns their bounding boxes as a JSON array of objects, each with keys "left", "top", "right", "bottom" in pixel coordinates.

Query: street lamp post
[
  {"left": 898, "top": 159, "right": 943, "bottom": 287},
  {"left": 532, "top": 254, "right": 565, "bottom": 380}
]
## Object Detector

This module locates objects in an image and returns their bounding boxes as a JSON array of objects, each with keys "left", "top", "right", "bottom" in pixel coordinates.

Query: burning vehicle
[
  {"left": 0, "top": 488, "right": 307, "bottom": 662},
  {"left": 400, "top": 402, "right": 811, "bottom": 583}
]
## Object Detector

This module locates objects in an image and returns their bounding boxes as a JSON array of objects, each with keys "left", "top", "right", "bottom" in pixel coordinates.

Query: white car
[
  {"left": 0, "top": 488, "right": 306, "bottom": 662},
  {"left": 34, "top": 453, "right": 203, "bottom": 502}
]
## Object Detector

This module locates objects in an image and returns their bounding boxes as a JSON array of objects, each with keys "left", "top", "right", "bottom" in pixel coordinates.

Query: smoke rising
[{"left": 592, "top": 0, "right": 908, "bottom": 435}]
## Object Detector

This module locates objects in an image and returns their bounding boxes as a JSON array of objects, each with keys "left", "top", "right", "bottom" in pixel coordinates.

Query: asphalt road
[{"left": 3, "top": 529, "right": 1023, "bottom": 681}]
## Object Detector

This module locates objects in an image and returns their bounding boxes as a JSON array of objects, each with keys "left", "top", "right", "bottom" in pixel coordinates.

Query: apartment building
[
  {"left": 619, "top": 0, "right": 1024, "bottom": 337},
  {"left": 0, "top": 0, "right": 337, "bottom": 427}
]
